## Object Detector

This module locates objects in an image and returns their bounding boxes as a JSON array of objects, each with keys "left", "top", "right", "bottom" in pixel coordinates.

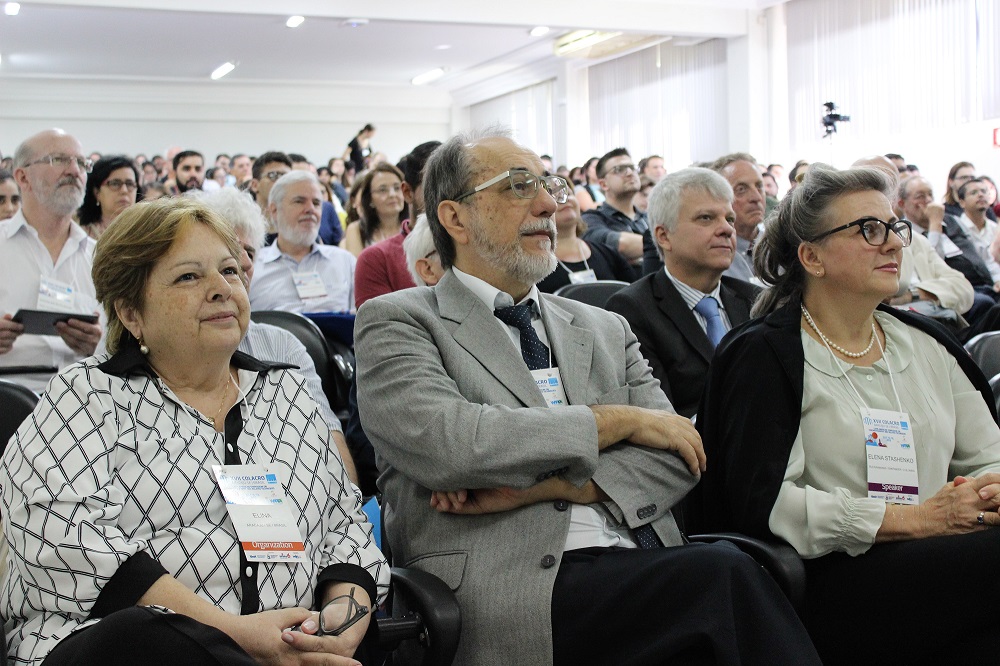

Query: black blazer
[
  {"left": 606, "top": 271, "right": 760, "bottom": 418},
  {"left": 691, "top": 296, "right": 997, "bottom": 539},
  {"left": 940, "top": 214, "right": 994, "bottom": 287}
]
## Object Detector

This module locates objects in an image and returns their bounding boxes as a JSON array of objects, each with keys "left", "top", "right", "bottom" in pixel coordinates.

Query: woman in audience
[
  {"left": 0, "top": 169, "right": 21, "bottom": 221},
  {"left": 537, "top": 188, "right": 634, "bottom": 293},
  {"left": 1, "top": 197, "right": 388, "bottom": 665},
  {"left": 343, "top": 124, "right": 376, "bottom": 171},
  {"left": 573, "top": 156, "right": 605, "bottom": 212},
  {"left": 340, "top": 163, "right": 406, "bottom": 257},
  {"left": 77, "top": 155, "right": 140, "bottom": 240},
  {"left": 695, "top": 164, "right": 1000, "bottom": 666}
]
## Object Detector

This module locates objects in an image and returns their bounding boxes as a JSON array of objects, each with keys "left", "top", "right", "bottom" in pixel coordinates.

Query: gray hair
[
  {"left": 647, "top": 167, "right": 733, "bottom": 260},
  {"left": 423, "top": 125, "right": 512, "bottom": 270},
  {"left": 402, "top": 214, "right": 436, "bottom": 286},
  {"left": 709, "top": 152, "right": 759, "bottom": 174},
  {"left": 898, "top": 175, "right": 932, "bottom": 201},
  {"left": 752, "top": 163, "right": 896, "bottom": 317},
  {"left": 188, "top": 187, "right": 267, "bottom": 250},
  {"left": 269, "top": 170, "right": 320, "bottom": 208}
]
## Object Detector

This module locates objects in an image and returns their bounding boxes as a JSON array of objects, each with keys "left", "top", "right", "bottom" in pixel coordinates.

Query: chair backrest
[
  {"left": 965, "top": 331, "right": 1000, "bottom": 379},
  {"left": 0, "top": 379, "right": 39, "bottom": 456},
  {"left": 991, "top": 373, "right": 1000, "bottom": 414},
  {"left": 249, "top": 311, "right": 341, "bottom": 410},
  {"left": 553, "top": 280, "right": 631, "bottom": 309}
]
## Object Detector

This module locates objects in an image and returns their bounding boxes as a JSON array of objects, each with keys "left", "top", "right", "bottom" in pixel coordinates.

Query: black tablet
[{"left": 12, "top": 309, "right": 99, "bottom": 335}]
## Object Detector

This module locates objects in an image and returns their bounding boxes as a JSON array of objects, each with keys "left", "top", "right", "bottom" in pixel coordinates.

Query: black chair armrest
[
  {"left": 377, "top": 567, "right": 461, "bottom": 665},
  {"left": 687, "top": 532, "right": 806, "bottom": 613}
]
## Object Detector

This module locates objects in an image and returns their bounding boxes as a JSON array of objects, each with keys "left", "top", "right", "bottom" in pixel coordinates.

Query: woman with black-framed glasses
[
  {"left": 694, "top": 163, "right": 1000, "bottom": 666},
  {"left": 78, "top": 155, "right": 142, "bottom": 240}
]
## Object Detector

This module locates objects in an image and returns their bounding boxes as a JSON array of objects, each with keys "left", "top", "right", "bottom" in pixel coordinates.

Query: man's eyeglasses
[
  {"left": 264, "top": 170, "right": 288, "bottom": 182},
  {"left": 26, "top": 154, "right": 93, "bottom": 173},
  {"left": 455, "top": 169, "right": 569, "bottom": 205},
  {"left": 807, "top": 217, "right": 912, "bottom": 247},
  {"left": 605, "top": 163, "right": 637, "bottom": 177},
  {"left": 103, "top": 179, "right": 138, "bottom": 191}
]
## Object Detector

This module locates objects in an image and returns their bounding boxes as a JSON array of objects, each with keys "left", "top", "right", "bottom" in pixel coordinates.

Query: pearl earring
[{"left": 139, "top": 338, "right": 149, "bottom": 355}]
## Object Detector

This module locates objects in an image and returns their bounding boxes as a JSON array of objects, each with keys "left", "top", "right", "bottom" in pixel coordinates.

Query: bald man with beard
[{"left": 0, "top": 129, "right": 103, "bottom": 391}]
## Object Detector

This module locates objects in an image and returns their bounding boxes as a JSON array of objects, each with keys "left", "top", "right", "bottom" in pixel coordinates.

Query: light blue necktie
[{"left": 694, "top": 296, "right": 725, "bottom": 348}]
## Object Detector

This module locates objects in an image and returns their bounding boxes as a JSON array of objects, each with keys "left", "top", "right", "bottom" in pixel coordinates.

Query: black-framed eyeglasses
[
  {"left": 290, "top": 586, "right": 369, "bottom": 637},
  {"left": 455, "top": 169, "right": 569, "bottom": 205},
  {"left": 807, "top": 217, "right": 912, "bottom": 247},
  {"left": 103, "top": 179, "right": 138, "bottom": 191},
  {"left": 264, "top": 170, "right": 288, "bottom": 182},
  {"left": 26, "top": 154, "right": 93, "bottom": 174}
]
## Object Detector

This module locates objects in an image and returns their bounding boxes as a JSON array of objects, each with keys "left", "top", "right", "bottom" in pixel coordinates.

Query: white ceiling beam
[{"left": 16, "top": 0, "right": 751, "bottom": 37}]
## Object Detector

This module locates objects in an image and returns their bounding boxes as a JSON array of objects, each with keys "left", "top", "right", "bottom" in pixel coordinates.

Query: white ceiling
[{"left": 0, "top": 0, "right": 783, "bottom": 93}]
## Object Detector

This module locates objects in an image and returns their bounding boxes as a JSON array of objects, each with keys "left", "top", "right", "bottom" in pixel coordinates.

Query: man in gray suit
[{"left": 355, "top": 129, "right": 819, "bottom": 666}]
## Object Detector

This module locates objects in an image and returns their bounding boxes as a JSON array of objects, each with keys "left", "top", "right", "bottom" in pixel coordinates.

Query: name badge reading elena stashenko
[
  {"left": 862, "top": 408, "right": 918, "bottom": 505},
  {"left": 212, "top": 465, "right": 307, "bottom": 562}
]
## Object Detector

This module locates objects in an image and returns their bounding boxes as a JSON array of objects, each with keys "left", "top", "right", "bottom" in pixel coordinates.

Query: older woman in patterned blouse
[{"left": 1, "top": 198, "right": 388, "bottom": 666}]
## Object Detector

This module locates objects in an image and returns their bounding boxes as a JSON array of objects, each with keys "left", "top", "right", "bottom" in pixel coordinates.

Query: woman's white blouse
[
  {"left": 769, "top": 311, "right": 1000, "bottom": 558},
  {"left": 0, "top": 354, "right": 388, "bottom": 664}
]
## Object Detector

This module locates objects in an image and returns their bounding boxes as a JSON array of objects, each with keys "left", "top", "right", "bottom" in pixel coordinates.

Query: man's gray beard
[
  {"left": 468, "top": 214, "right": 557, "bottom": 285},
  {"left": 280, "top": 220, "right": 318, "bottom": 247},
  {"left": 44, "top": 186, "right": 85, "bottom": 217}
]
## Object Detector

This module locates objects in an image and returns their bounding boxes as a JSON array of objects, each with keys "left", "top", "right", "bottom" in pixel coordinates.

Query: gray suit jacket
[{"left": 354, "top": 270, "right": 698, "bottom": 666}]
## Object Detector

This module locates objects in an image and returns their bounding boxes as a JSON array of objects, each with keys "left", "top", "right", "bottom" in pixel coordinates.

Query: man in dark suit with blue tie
[{"left": 608, "top": 167, "right": 761, "bottom": 418}]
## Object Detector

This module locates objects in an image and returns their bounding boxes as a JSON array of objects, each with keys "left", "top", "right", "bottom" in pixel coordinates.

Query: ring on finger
[{"left": 978, "top": 511, "right": 986, "bottom": 526}]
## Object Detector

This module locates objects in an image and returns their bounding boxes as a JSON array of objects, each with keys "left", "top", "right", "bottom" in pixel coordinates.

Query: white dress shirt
[
  {"left": 0, "top": 211, "right": 101, "bottom": 392},
  {"left": 250, "top": 242, "right": 356, "bottom": 313}
]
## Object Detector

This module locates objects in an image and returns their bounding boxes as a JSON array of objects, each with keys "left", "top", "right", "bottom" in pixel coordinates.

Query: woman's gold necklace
[
  {"left": 210, "top": 374, "right": 235, "bottom": 427},
  {"left": 800, "top": 304, "right": 876, "bottom": 358}
]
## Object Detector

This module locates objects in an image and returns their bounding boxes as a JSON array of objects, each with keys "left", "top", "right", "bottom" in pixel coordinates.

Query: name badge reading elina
[{"left": 212, "top": 464, "right": 307, "bottom": 562}]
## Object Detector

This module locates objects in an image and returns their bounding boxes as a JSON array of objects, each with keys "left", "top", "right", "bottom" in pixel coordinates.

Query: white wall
[{"left": 0, "top": 78, "right": 453, "bottom": 165}]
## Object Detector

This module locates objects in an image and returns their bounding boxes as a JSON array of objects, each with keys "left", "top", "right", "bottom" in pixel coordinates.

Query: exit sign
[{"left": 996, "top": 128, "right": 1000, "bottom": 146}]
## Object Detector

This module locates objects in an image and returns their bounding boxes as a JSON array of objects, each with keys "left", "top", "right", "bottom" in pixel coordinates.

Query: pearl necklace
[{"left": 800, "top": 304, "right": 877, "bottom": 358}]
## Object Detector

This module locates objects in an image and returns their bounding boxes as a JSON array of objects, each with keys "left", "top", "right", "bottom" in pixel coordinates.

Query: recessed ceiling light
[
  {"left": 4, "top": 3, "right": 21, "bottom": 16},
  {"left": 434, "top": 44, "right": 452, "bottom": 51},
  {"left": 411, "top": 68, "right": 445, "bottom": 86},
  {"left": 529, "top": 26, "right": 550, "bottom": 37},
  {"left": 210, "top": 61, "right": 236, "bottom": 80},
  {"left": 342, "top": 18, "right": 369, "bottom": 28},
  {"left": 286, "top": 15, "right": 305, "bottom": 28}
]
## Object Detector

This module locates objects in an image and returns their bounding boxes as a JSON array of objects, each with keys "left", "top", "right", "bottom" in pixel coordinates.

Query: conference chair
[
  {"left": 554, "top": 280, "right": 630, "bottom": 309},
  {"left": 0, "top": 379, "right": 37, "bottom": 666},
  {"left": 249, "top": 311, "right": 352, "bottom": 419},
  {"left": 965, "top": 331, "right": 1000, "bottom": 379},
  {"left": 0, "top": 379, "right": 38, "bottom": 455}
]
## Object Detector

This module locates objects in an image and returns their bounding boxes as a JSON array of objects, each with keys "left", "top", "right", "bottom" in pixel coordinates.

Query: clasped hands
[
  {"left": 431, "top": 406, "right": 704, "bottom": 515},
  {"left": 920, "top": 473, "right": 1000, "bottom": 535}
]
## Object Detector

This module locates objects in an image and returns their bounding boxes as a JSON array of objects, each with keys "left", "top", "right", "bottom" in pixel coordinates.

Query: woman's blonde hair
[{"left": 92, "top": 197, "right": 243, "bottom": 354}]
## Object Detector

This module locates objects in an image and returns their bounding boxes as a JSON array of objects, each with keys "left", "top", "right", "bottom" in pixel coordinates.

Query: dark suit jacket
[{"left": 606, "top": 271, "right": 761, "bottom": 418}]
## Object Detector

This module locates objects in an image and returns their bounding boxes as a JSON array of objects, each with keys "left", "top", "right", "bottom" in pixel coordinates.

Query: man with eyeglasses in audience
[
  {"left": 354, "top": 127, "right": 820, "bottom": 666},
  {"left": 582, "top": 147, "right": 648, "bottom": 280},
  {"left": 249, "top": 151, "right": 292, "bottom": 231},
  {"left": 0, "top": 129, "right": 103, "bottom": 391}
]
